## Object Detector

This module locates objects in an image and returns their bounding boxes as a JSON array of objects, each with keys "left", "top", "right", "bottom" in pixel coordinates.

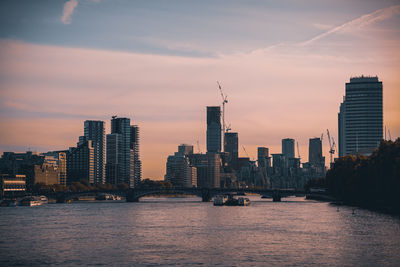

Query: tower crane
[
  {"left": 217, "top": 81, "right": 228, "bottom": 151},
  {"left": 326, "top": 129, "right": 336, "bottom": 164},
  {"left": 242, "top": 145, "right": 249, "bottom": 158}
]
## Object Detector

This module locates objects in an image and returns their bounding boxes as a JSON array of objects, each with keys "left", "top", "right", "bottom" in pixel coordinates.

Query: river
[{"left": 0, "top": 196, "right": 399, "bottom": 266}]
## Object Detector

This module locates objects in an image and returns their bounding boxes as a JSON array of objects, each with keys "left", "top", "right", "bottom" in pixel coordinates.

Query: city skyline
[{"left": 0, "top": 1, "right": 399, "bottom": 179}]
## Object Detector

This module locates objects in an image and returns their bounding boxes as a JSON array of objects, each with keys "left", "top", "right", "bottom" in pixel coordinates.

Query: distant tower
[
  {"left": 309, "top": 138, "right": 324, "bottom": 166},
  {"left": 224, "top": 132, "right": 238, "bottom": 169},
  {"left": 84, "top": 120, "right": 105, "bottom": 184},
  {"left": 338, "top": 76, "right": 383, "bottom": 156},
  {"left": 207, "top": 106, "right": 221, "bottom": 153},
  {"left": 282, "top": 138, "right": 295, "bottom": 159},
  {"left": 257, "top": 147, "right": 269, "bottom": 168}
]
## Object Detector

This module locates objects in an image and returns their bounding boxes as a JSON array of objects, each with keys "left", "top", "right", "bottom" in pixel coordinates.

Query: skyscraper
[
  {"left": 67, "top": 139, "right": 94, "bottom": 185},
  {"left": 309, "top": 138, "right": 324, "bottom": 166},
  {"left": 338, "top": 76, "right": 383, "bottom": 156},
  {"left": 207, "top": 106, "right": 221, "bottom": 153},
  {"left": 108, "top": 117, "right": 133, "bottom": 187},
  {"left": 84, "top": 120, "right": 105, "bottom": 184},
  {"left": 224, "top": 132, "right": 238, "bottom": 169},
  {"left": 257, "top": 147, "right": 269, "bottom": 168},
  {"left": 130, "top": 125, "right": 142, "bottom": 187},
  {"left": 282, "top": 138, "right": 295, "bottom": 159},
  {"left": 105, "top": 133, "right": 121, "bottom": 185}
]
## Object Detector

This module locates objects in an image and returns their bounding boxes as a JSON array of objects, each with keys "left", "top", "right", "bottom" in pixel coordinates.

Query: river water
[{"left": 1, "top": 196, "right": 399, "bottom": 266}]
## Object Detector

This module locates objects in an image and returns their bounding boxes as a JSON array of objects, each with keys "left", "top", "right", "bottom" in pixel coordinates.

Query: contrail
[{"left": 300, "top": 5, "right": 400, "bottom": 46}]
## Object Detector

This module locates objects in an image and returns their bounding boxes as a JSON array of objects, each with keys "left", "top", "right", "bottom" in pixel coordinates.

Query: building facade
[
  {"left": 207, "top": 106, "right": 221, "bottom": 153},
  {"left": 338, "top": 76, "right": 383, "bottom": 156},
  {"left": 282, "top": 138, "right": 295, "bottom": 159},
  {"left": 224, "top": 132, "right": 238, "bottom": 170},
  {"left": 84, "top": 120, "right": 105, "bottom": 184},
  {"left": 130, "top": 125, "right": 142, "bottom": 187},
  {"left": 67, "top": 140, "right": 94, "bottom": 184}
]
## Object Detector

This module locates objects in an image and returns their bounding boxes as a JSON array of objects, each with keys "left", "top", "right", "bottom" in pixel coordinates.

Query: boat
[
  {"left": 39, "top": 195, "right": 48, "bottom": 204},
  {"left": 19, "top": 196, "right": 44, "bottom": 206},
  {"left": 213, "top": 195, "right": 228, "bottom": 206},
  {"left": 238, "top": 197, "right": 251, "bottom": 206}
]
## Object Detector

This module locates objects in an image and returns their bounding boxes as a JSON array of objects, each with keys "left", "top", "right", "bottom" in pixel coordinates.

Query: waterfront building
[
  {"left": 338, "top": 76, "right": 383, "bottom": 156},
  {"left": 34, "top": 163, "right": 59, "bottom": 185},
  {"left": 207, "top": 106, "right": 221, "bottom": 153},
  {"left": 0, "top": 174, "right": 26, "bottom": 197},
  {"left": 67, "top": 139, "right": 94, "bottom": 184},
  {"left": 224, "top": 132, "right": 238, "bottom": 170},
  {"left": 188, "top": 152, "right": 220, "bottom": 188},
  {"left": 84, "top": 120, "right": 105, "bottom": 184},
  {"left": 0, "top": 151, "right": 44, "bottom": 189},
  {"left": 44, "top": 151, "right": 67, "bottom": 185},
  {"left": 106, "top": 133, "right": 122, "bottom": 185},
  {"left": 165, "top": 144, "right": 196, "bottom": 187},
  {"left": 107, "top": 117, "right": 134, "bottom": 187},
  {"left": 130, "top": 125, "right": 142, "bottom": 187},
  {"left": 282, "top": 138, "right": 295, "bottom": 159}
]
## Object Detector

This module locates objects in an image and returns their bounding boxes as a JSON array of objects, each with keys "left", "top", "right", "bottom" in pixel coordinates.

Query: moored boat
[
  {"left": 238, "top": 197, "right": 250, "bottom": 206},
  {"left": 20, "top": 196, "right": 44, "bottom": 206},
  {"left": 213, "top": 195, "right": 228, "bottom": 206}
]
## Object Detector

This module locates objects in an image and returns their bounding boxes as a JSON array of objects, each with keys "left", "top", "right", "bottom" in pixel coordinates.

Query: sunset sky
[{"left": 0, "top": 0, "right": 399, "bottom": 179}]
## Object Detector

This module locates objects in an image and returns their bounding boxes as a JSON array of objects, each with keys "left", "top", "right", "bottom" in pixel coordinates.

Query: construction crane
[
  {"left": 326, "top": 129, "right": 336, "bottom": 164},
  {"left": 242, "top": 145, "right": 250, "bottom": 158},
  {"left": 217, "top": 81, "right": 228, "bottom": 151}
]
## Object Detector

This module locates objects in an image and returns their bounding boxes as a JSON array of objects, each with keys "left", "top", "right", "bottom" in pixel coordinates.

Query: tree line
[{"left": 307, "top": 139, "right": 400, "bottom": 213}]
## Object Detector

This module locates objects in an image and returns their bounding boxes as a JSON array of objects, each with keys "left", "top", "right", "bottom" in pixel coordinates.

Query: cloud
[
  {"left": 301, "top": 5, "right": 400, "bottom": 46},
  {"left": 61, "top": 0, "right": 79, "bottom": 25}
]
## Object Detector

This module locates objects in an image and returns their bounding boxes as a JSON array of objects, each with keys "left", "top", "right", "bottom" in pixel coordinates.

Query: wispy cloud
[
  {"left": 301, "top": 5, "right": 400, "bottom": 46},
  {"left": 61, "top": 0, "right": 79, "bottom": 24}
]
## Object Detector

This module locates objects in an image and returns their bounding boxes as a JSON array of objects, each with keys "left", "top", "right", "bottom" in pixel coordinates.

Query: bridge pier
[
  {"left": 272, "top": 191, "right": 281, "bottom": 202},
  {"left": 126, "top": 189, "right": 139, "bottom": 202}
]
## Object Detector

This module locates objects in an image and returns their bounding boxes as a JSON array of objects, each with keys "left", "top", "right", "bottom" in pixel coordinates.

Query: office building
[
  {"left": 282, "top": 138, "right": 295, "bottom": 159},
  {"left": 84, "top": 120, "right": 105, "bottom": 184},
  {"left": 67, "top": 139, "right": 94, "bottom": 184},
  {"left": 165, "top": 144, "right": 196, "bottom": 187},
  {"left": 188, "top": 152, "right": 220, "bottom": 188},
  {"left": 224, "top": 132, "right": 238, "bottom": 169},
  {"left": 338, "top": 76, "right": 383, "bottom": 156},
  {"left": 106, "top": 133, "right": 122, "bottom": 185},
  {"left": 309, "top": 138, "right": 324, "bottom": 166},
  {"left": 257, "top": 147, "right": 269, "bottom": 168},
  {"left": 207, "top": 106, "right": 221, "bottom": 153}
]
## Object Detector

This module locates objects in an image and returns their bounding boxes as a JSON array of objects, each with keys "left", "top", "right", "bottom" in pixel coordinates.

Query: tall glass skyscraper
[
  {"left": 338, "top": 76, "right": 383, "bottom": 156},
  {"left": 84, "top": 120, "right": 105, "bottom": 184},
  {"left": 207, "top": 106, "right": 221, "bottom": 153},
  {"left": 282, "top": 138, "right": 295, "bottom": 159}
]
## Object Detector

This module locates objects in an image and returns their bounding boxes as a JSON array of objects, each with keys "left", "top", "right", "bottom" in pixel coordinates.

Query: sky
[{"left": 0, "top": 0, "right": 399, "bottom": 179}]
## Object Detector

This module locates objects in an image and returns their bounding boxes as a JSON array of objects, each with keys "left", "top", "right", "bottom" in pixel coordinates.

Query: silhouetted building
[
  {"left": 207, "top": 106, "right": 221, "bottom": 153},
  {"left": 165, "top": 144, "right": 196, "bottom": 187},
  {"left": 257, "top": 147, "right": 269, "bottom": 168},
  {"left": 309, "top": 138, "right": 324, "bottom": 166},
  {"left": 338, "top": 76, "right": 383, "bottom": 156},
  {"left": 0, "top": 151, "right": 44, "bottom": 189},
  {"left": 106, "top": 133, "right": 122, "bottom": 185},
  {"left": 282, "top": 138, "right": 295, "bottom": 159},
  {"left": 84, "top": 120, "right": 105, "bottom": 184},
  {"left": 188, "top": 152, "right": 220, "bottom": 188},
  {"left": 67, "top": 140, "right": 94, "bottom": 184},
  {"left": 224, "top": 132, "right": 238, "bottom": 169},
  {"left": 108, "top": 117, "right": 134, "bottom": 187},
  {"left": 130, "top": 125, "right": 142, "bottom": 187}
]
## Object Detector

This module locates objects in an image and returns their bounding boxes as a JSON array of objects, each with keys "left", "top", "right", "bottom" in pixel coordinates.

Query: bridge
[
  {"left": 38, "top": 187, "right": 304, "bottom": 203},
  {"left": 125, "top": 187, "right": 304, "bottom": 202}
]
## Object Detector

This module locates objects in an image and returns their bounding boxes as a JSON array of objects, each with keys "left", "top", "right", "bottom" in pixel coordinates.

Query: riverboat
[
  {"left": 213, "top": 195, "right": 228, "bottom": 206},
  {"left": 238, "top": 197, "right": 251, "bottom": 206},
  {"left": 20, "top": 196, "right": 44, "bottom": 206}
]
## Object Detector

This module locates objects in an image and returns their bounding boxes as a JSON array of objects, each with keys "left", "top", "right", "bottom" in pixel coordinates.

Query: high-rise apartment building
[
  {"left": 207, "top": 106, "right": 221, "bottom": 153},
  {"left": 282, "top": 138, "right": 295, "bottom": 159},
  {"left": 338, "top": 76, "right": 383, "bottom": 156},
  {"left": 130, "top": 125, "right": 142, "bottom": 187},
  {"left": 165, "top": 144, "right": 196, "bottom": 187},
  {"left": 84, "top": 120, "right": 105, "bottom": 184},
  {"left": 106, "top": 117, "right": 133, "bottom": 187}
]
